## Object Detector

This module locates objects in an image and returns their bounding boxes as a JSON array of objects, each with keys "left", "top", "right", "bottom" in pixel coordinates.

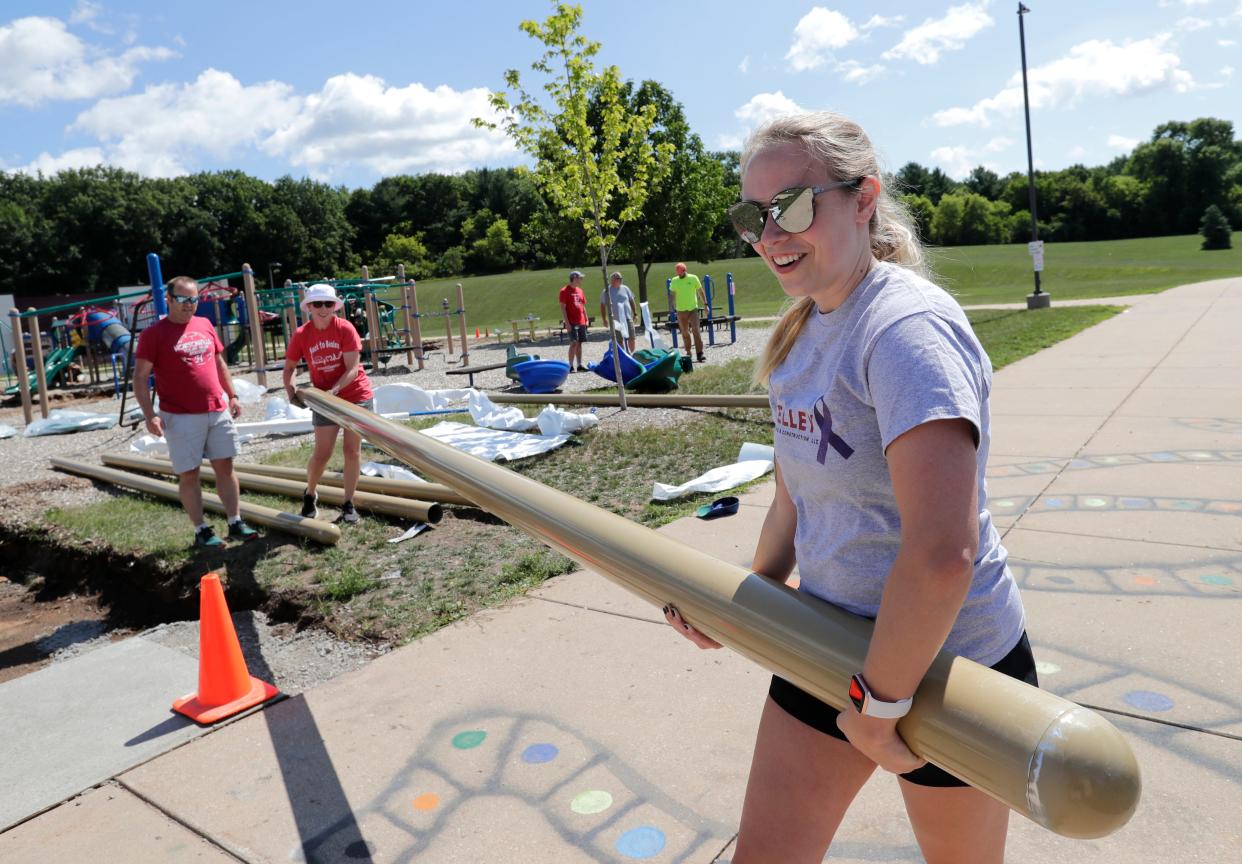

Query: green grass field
[{"left": 383, "top": 234, "right": 1239, "bottom": 334}]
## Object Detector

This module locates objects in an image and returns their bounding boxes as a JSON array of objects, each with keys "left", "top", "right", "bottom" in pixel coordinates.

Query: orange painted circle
[{"left": 412, "top": 793, "right": 439, "bottom": 811}]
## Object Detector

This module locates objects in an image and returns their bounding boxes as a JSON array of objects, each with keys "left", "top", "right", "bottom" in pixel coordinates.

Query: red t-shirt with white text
[
  {"left": 135, "top": 316, "right": 226, "bottom": 414},
  {"left": 287, "top": 316, "right": 373, "bottom": 403},
  {"left": 559, "top": 284, "right": 588, "bottom": 325}
]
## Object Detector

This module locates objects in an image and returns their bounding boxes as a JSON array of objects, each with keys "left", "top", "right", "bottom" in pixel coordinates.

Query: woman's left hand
[{"left": 835, "top": 710, "right": 926, "bottom": 775}]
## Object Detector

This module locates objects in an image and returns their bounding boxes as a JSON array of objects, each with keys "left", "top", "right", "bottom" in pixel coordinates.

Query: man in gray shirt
[{"left": 600, "top": 272, "right": 638, "bottom": 354}]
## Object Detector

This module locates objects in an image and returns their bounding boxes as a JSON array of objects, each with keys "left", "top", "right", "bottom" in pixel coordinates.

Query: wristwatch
[{"left": 848, "top": 673, "right": 913, "bottom": 719}]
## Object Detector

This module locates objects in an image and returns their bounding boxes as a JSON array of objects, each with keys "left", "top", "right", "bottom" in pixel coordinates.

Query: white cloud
[
  {"left": 69, "top": 1, "right": 104, "bottom": 27},
  {"left": 837, "top": 60, "right": 886, "bottom": 83},
  {"left": 10, "top": 147, "right": 106, "bottom": 176},
  {"left": 1068, "top": 144, "right": 1087, "bottom": 160},
  {"left": 1221, "top": 65, "right": 1235, "bottom": 78},
  {"left": 1220, "top": 39, "right": 1238, "bottom": 46},
  {"left": 786, "top": 8, "right": 859, "bottom": 71},
  {"left": 1107, "top": 134, "right": 1140, "bottom": 150},
  {"left": 1158, "top": 0, "right": 1211, "bottom": 6},
  {"left": 883, "top": 2, "right": 993, "bottom": 65},
  {"left": 716, "top": 133, "right": 744, "bottom": 150},
  {"left": 984, "top": 136, "right": 1013, "bottom": 152},
  {"left": 70, "top": 69, "right": 300, "bottom": 176},
  {"left": 734, "top": 91, "right": 806, "bottom": 129},
  {"left": 0, "top": 16, "right": 174, "bottom": 106},
  {"left": 739, "top": 55, "right": 750, "bottom": 74},
  {"left": 1176, "top": 16, "right": 1212, "bottom": 30},
  {"left": 262, "top": 74, "right": 516, "bottom": 177},
  {"left": 929, "top": 146, "right": 978, "bottom": 179},
  {"left": 860, "top": 14, "right": 904, "bottom": 31},
  {"left": 932, "top": 35, "right": 1194, "bottom": 127}
]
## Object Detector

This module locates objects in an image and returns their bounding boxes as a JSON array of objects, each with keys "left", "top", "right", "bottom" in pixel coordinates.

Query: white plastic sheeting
[
  {"left": 651, "top": 442, "right": 775, "bottom": 501},
  {"left": 467, "top": 391, "right": 598, "bottom": 436},
  {"left": 419, "top": 421, "right": 573, "bottom": 462},
  {"left": 129, "top": 434, "right": 169, "bottom": 457},
  {"left": 231, "top": 378, "right": 265, "bottom": 405},
  {"left": 0, "top": 424, "right": 15, "bottom": 440},
  {"left": 640, "top": 301, "right": 669, "bottom": 351},
  {"left": 24, "top": 409, "right": 117, "bottom": 437},
  {"left": 361, "top": 461, "right": 422, "bottom": 482},
  {"left": 372, "top": 383, "right": 472, "bottom": 414}
]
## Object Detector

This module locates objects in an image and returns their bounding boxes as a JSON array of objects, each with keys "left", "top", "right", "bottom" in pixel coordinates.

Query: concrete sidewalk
[{"left": 2, "top": 279, "right": 1239, "bottom": 862}]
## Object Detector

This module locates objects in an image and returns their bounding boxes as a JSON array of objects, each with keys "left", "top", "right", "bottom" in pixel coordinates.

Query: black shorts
[
  {"left": 768, "top": 631, "right": 1038, "bottom": 788},
  {"left": 567, "top": 323, "right": 588, "bottom": 343}
]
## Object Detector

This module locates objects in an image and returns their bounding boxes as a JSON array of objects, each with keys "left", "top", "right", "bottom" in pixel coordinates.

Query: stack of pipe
[
  {"left": 99, "top": 453, "right": 443, "bottom": 523},
  {"left": 51, "top": 458, "right": 340, "bottom": 545}
]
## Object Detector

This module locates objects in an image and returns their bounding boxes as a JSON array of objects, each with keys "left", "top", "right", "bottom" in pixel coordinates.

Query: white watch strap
[{"left": 862, "top": 693, "right": 913, "bottom": 719}]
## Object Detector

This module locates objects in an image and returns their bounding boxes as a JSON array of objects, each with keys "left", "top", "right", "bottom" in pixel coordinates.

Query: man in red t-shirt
[
  {"left": 559, "top": 270, "right": 589, "bottom": 372},
  {"left": 134, "top": 276, "right": 258, "bottom": 548},
  {"left": 283, "top": 283, "right": 375, "bottom": 524}
]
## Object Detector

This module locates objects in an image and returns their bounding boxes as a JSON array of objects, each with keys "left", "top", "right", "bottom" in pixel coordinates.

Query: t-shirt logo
[
  {"left": 814, "top": 396, "right": 854, "bottom": 463},
  {"left": 175, "top": 330, "right": 214, "bottom": 366}
]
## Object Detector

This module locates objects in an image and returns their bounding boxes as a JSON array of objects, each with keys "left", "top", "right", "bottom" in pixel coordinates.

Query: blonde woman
[{"left": 664, "top": 112, "right": 1033, "bottom": 863}]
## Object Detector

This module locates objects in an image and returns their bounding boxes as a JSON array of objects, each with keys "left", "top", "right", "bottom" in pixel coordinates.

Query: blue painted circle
[
  {"left": 616, "top": 826, "right": 666, "bottom": 859},
  {"left": 1124, "top": 690, "right": 1174, "bottom": 712},
  {"left": 522, "top": 743, "right": 559, "bottom": 764},
  {"left": 1201, "top": 574, "right": 1233, "bottom": 586},
  {"left": 1047, "top": 575, "right": 1075, "bottom": 585}
]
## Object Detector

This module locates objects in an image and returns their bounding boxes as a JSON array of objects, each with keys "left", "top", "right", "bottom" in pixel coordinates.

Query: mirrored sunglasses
[
  {"left": 170, "top": 294, "right": 199, "bottom": 305},
  {"left": 727, "top": 179, "right": 863, "bottom": 244}
]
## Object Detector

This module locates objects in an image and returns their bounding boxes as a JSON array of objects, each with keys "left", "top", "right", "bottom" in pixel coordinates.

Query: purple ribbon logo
[{"left": 814, "top": 396, "right": 854, "bottom": 463}]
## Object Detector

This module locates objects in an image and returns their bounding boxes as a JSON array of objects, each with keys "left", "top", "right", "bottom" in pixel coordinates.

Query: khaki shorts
[
  {"left": 311, "top": 397, "right": 374, "bottom": 428},
  {"left": 162, "top": 409, "right": 239, "bottom": 473}
]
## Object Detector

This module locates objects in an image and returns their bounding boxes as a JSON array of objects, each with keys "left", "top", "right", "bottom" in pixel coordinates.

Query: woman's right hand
[
  {"left": 287, "top": 388, "right": 305, "bottom": 408},
  {"left": 663, "top": 605, "right": 722, "bottom": 650}
]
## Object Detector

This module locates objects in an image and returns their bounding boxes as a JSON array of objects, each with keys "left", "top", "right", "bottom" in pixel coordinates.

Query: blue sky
[{"left": 2, "top": 1, "right": 1239, "bottom": 187}]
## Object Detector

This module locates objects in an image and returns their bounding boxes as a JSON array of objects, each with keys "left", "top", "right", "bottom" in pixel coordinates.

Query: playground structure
[{"left": 3, "top": 257, "right": 474, "bottom": 425}]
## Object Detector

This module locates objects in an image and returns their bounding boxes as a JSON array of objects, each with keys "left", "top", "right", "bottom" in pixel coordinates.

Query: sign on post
[{"left": 1028, "top": 240, "right": 1045, "bottom": 273}]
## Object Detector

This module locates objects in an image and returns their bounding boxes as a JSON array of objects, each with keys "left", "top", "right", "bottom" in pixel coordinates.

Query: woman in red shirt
[{"left": 283, "top": 283, "right": 374, "bottom": 524}]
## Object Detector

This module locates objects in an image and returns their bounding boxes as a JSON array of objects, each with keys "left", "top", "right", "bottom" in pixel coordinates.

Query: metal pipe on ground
[
  {"left": 51, "top": 458, "right": 340, "bottom": 545},
  {"left": 299, "top": 388, "right": 1140, "bottom": 840},
  {"left": 99, "top": 453, "right": 442, "bottom": 524},
  {"left": 217, "top": 460, "right": 473, "bottom": 506},
  {"left": 486, "top": 392, "right": 769, "bottom": 409}
]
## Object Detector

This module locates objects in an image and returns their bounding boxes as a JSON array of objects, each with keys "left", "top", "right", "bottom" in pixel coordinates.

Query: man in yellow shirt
[{"left": 669, "top": 262, "right": 707, "bottom": 363}]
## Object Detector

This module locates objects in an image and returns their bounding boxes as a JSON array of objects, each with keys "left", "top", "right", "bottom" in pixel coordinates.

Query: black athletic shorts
[
  {"left": 568, "top": 323, "right": 588, "bottom": 343},
  {"left": 768, "top": 631, "right": 1038, "bottom": 788}
]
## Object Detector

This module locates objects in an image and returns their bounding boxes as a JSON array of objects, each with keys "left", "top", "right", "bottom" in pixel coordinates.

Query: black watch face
[{"left": 848, "top": 675, "right": 866, "bottom": 712}]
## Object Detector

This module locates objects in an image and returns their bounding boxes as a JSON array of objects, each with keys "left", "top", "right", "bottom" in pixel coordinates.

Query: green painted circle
[
  {"left": 1083, "top": 497, "right": 1108, "bottom": 508},
  {"left": 1035, "top": 661, "right": 1061, "bottom": 676},
  {"left": 571, "top": 790, "right": 614, "bottom": 815},
  {"left": 452, "top": 730, "right": 487, "bottom": 750}
]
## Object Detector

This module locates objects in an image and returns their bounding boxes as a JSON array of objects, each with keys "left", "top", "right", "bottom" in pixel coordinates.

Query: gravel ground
[{"left": 0, "top": 325, "right": 772, "bottom": 523}]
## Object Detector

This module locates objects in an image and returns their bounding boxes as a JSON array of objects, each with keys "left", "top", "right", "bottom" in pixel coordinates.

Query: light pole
[
  {"left": 267, "top": 262, "right": 282, "bottom": 291},
  {"left": 1018, "top": 3, "right": 1050, "bottom": 309}
]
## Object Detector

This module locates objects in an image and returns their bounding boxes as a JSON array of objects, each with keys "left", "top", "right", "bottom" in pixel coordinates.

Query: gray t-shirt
[
  {"left": 601, "top": 284, "right": 636, "bottom": 322},
  {"left": 768, "top": 261, "right": 1024, "bottom": 665}
]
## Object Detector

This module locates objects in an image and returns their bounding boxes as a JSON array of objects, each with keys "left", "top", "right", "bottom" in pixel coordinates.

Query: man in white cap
[
  {"left": 134, "top": 275, "right": 258, "bottom": 548},
  {"left": 283, "top": 283, "right": 374, "bottom": 524},
  {"left": 600, "top": 271, "right": 638, "bottom": 354}
]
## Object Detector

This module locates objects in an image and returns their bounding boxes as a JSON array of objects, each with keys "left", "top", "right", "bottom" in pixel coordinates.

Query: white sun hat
[{"left": 300, "top": 283, "right": 343, "bottom": 312}]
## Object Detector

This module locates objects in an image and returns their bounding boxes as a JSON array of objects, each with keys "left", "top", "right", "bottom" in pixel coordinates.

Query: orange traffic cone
[
  {"left": 172, "top": 573, "right": 280, "bottom": 724},
  {"left": 475, "top": 326, "right": 480, "bottom": 338}
]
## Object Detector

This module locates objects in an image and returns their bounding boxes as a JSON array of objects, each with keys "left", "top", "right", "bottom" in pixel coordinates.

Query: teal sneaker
[
  {"left": 194, "top": 525, "right": 224, "bottom": 548},
  {"left": 227, "top": 519, "right": 260, "bottom": 542}
]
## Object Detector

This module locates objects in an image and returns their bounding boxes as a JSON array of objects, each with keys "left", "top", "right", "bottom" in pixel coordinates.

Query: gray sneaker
[
  {"left": 338, "top": 501, "right": 360, "bottom": 524},
  {"left": 301, "top": 490, "right": 318, "bottom": 519}
]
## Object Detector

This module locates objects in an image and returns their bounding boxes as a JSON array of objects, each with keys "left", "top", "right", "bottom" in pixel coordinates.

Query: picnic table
[{"left": 509, "top": 317, "right": 540, "bottom": 342}]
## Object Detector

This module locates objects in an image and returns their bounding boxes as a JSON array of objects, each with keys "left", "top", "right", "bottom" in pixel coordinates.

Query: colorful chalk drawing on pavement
[
  {"left": 986, "top": 448, "right": 1242, "bottom": 480},
  {"left": 289, "top": 711, "right": 733, "bottom": 862}
]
